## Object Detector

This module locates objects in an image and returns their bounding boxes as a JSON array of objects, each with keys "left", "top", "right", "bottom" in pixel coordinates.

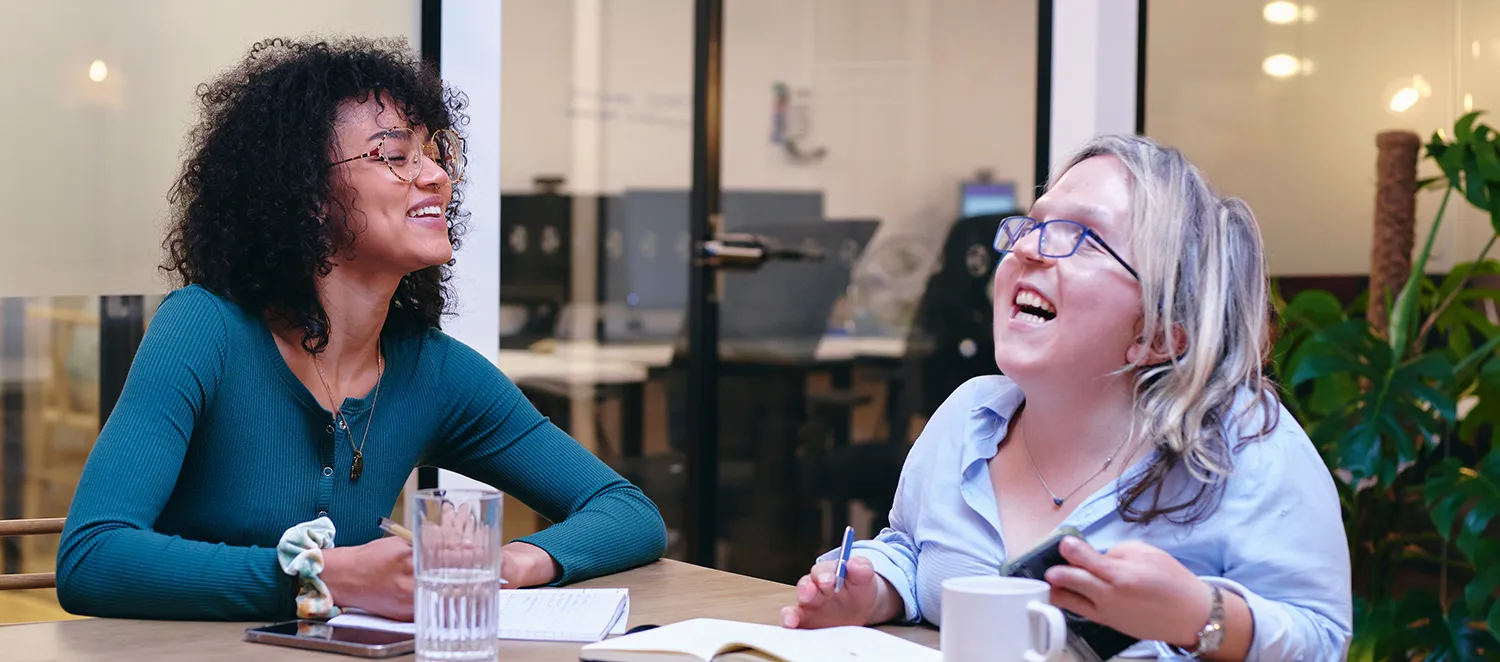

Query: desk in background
[{"left": 0, "top": 559, "right": 938, "bottom": 661}]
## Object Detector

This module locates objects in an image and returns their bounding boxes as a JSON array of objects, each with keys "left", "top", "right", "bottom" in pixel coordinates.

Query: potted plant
[{"left": 1273, "top": 111, "right": 1500, "bottom": 660}]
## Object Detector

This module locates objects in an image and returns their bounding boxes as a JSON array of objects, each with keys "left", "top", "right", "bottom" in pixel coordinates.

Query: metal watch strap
[{"left": 1174, "top": 584, "right": 1225, "bottom": 659}]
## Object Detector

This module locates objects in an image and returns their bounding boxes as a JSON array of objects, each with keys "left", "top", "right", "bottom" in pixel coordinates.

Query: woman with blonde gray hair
[{"left": 779, "top": 134, "right": 1351, "bottom": 660}]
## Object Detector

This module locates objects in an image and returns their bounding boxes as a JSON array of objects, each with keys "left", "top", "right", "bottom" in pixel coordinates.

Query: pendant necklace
[
  {"left": 314, "top": 351, "right": 383, "bottom": 481},
  {"left": 1019, "top": 420, "right": 1133, "bottom": 507}
]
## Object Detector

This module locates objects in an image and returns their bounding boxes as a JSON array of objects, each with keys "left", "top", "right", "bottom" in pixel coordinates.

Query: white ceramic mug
[{"left": 941, "top": 576, "right": 1067, "bottom": 662}]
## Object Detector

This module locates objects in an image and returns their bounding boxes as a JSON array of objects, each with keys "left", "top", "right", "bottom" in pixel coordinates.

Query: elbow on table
[
  {"left": 53, "top": 555, "right": 107, "bottom": 618},
  {"left": 628, "top": 488, "right": 669, "bottom": 562}
]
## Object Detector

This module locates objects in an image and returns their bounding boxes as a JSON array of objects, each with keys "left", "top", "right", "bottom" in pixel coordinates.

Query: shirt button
[
  {"left": 322, "top": 466, "right": 333, "bottom": 477},
  {"left": 325, "top": 424, "right": 334, "bottom": 434},
  {"left": 317, "top": 510, "right": 327, "bottom": 517}
]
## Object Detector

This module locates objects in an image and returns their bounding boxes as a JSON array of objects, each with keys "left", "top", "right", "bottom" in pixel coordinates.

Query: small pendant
[
  {"left": 1052, "top": 497, "right": 1065, "bottom": 507},
  {"left": 351, "top": 451, "right": 364, "bottom": 480}
]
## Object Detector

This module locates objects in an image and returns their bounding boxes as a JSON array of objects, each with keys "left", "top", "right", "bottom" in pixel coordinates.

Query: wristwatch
[{"left": 1172, "top": 584, "right": 1225, "bottom": 659}]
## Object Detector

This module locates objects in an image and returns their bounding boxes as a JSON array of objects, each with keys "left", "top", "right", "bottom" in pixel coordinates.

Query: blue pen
[{"left": 834, "top": 525, "right": 855, "bottom": 593}]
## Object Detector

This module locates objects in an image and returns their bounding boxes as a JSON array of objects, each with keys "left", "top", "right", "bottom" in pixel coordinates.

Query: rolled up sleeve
[{"left": 1193, "top": 418, "right": 1353, "bottom": 662}]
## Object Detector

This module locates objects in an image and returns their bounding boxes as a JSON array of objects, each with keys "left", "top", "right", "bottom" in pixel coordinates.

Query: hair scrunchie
[{"left": 276, "top": 516, "right": 341, "bottom": 619}]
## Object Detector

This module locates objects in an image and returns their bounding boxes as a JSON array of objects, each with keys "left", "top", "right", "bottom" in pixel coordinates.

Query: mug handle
[{"left": 1024, "top": 601, "right": 1067, "bottom": 662}]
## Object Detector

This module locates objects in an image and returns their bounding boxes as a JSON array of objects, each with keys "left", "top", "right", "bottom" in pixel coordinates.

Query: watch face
[{"left": 1202, "top": 623, "right": 1226, "bottom": 651}]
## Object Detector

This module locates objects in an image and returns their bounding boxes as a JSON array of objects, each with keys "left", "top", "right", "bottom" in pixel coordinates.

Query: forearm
[
  {"left": 866, "top": 574, "right": 906, "bottom": 626},
  {"left": 1163, "top": 590, "right": 1253, "bottom": 662},
  {"left": 515, "top": 484, "right": 667, "bottom": 584},
  {"left": 57, "top": 525, "right": 294, "bottom": 620}
]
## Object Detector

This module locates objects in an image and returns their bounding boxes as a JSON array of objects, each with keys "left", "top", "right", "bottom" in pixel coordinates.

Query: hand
[
  {"left": 321, "top": 537, "right": 415, "bottom": 621},
  {"left": 1043, "top": 538, "right": 1212, "bottom": 649},
  {"left": 779, "top": 557, "right": 897, "bottom": 629},
  {"left": 501, "top": 542, "right": 561, "bottom": 588}
]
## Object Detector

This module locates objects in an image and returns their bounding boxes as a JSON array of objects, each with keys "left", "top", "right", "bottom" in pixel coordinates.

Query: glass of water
[{"left": 413, "top": 488, "right": 504, "bottom": 661}]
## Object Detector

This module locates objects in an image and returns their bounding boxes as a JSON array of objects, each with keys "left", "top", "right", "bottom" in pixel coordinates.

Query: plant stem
[{"left": 1414, "top": 231, "right": 1500, "bottom": 349}]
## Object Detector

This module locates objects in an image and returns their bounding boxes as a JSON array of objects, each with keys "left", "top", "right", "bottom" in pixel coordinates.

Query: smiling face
[
  {"left": 993, "top": 155, "right": 1144, "bottom": 387},
  {"left": 325, "top": 94, "right": 455, "bottom": 275}
]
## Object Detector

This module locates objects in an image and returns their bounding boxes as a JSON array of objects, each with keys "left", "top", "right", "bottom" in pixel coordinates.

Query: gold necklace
[
  {"left": 314, "top": 351, "right": 383, "bottom": 481},
  {"left": 1018, "top": 418, "right": 1133, "bottom": 508}
]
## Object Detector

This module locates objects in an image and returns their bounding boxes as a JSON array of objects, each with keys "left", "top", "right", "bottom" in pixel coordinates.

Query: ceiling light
[
  {"left": 1390, "top": 88, "right": 1420, "bottom": 113},
  {"left": 1262, "top": 54, "right": 1301, "bottom": 78},
  {"left": 1263, "top": 2, "right": 1300, "bottom": 24},
  {"left": 88, "top": 60, "right": 108, "bottom": 83}
]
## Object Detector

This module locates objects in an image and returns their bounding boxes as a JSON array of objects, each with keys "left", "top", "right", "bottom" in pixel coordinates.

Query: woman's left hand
[
  {"left": 501, "top": 542, "right": 561, "bottom": 588},
  {"left": 1043, "top": 537, "right": 1212, "bottom": 649}
]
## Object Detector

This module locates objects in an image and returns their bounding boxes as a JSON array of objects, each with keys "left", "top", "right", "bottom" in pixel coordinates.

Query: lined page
[{"left": 498, "top": 588, "right": 629, "bottom": 641}]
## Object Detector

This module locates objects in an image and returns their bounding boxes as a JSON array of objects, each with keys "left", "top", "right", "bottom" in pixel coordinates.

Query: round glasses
[
  {"left": 994, "top": 216, "right": 1139, "bottom": 280},
  {"left": 328, "top": 126, "right": 466, "bottom": 184}
]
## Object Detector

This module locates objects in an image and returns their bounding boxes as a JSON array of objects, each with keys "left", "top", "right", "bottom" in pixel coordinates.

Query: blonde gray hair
[{"left": 1051, "top": 134, "right": 1278, "bottom": 524}]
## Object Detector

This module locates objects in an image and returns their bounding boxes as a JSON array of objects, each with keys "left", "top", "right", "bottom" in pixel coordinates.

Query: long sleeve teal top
[{"left": 56, "top": 285, "right": 667, "bottom": 620}]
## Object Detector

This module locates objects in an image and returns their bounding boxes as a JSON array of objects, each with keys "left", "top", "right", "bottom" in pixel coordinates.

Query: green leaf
[
  {"left": 1464, "top": 500, "right": 1498, "bottom": 539},
  {"left": 1291, "top": 352, "right": 1369, "bottom": 386},
  {"left": 1393, "top": 187, "right": 1455, "bottom": 354},
  {"left": 1458, "top": 111, "right": 1484, "bottom": 142},
  {"left": 1490, "top": 598, "right": 1500, "bottom": 647},
  {"left": 1477, "top": 139, "right": 1500, "bottom": 182},
  {"left": 1458, "top": 333, "right": 1500, "bottom": 373},
  {"left": 1491, "top": 189, "right": 1500, "bottom": 236},
  {"left": 1282, "top": 290, "right": 1346, "bottom": 329},
  {"left": 1441, "top": 141, "right": 1471, "bottom": 189},
  {"left": 1466, "top": 156, "right": 1492, "bottom": 210},
  {"left": 1466, "top": 563, "right": 1500, "bottom": 615}
]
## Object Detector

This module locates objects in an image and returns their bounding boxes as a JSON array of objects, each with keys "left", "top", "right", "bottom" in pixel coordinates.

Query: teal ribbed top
[{"left": 56, "top": 285, "right": 667, "bottom": 620}]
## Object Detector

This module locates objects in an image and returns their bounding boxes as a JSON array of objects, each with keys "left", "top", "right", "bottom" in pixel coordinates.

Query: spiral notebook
[{"left": 329, "top": 588, "right": 630, "bottom": 643}]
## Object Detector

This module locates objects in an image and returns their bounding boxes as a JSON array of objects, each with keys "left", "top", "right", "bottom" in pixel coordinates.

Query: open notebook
[
  {"left": 329, "top": 588, "right": 629, "bottom": 643},
  {"left": 578, "top": 618, "right": 941, "bottom": 662}
]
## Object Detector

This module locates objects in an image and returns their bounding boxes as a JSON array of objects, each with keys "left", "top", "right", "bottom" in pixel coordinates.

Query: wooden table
[{"left": 0, "top": 560, "right": 938, "bottom": 661}]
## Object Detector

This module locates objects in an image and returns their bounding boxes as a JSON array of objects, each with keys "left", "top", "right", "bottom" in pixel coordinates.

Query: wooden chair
[{"left": 0, "top": 518, "right": 65, "bottom": 590}]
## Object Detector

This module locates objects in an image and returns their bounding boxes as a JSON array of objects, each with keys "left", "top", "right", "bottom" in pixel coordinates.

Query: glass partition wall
[{"left": 0, "top": 0, "right": 423, "bottom": 623}]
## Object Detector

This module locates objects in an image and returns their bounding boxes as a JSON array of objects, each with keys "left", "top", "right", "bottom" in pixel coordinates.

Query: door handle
[{"left": 699, "top": 233, "right": 825, "bottom": 271}]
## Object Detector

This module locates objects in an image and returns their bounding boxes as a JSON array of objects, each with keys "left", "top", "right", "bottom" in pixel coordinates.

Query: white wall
[
  {"left": 1148, "top": 0, "right": 1500, "bottom": 276},
  {"left": 500, "top": 0, "right": 1037, "bottom": 234},
  {"left": 0, "top": 0, "right": 422, "bottom": 297}
]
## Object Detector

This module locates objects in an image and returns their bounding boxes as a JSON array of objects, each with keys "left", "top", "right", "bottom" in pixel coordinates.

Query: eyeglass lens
[
  {"left": 381, "top": 129, "right": 465, "bottom": 182},
  {"left": 997, "top": 218, "right": 1084, "bottom": 257}
]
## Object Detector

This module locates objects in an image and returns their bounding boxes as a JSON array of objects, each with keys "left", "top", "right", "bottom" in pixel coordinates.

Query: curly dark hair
[{"left": 163, "top": 36, "right": 470, "bottom": 353}]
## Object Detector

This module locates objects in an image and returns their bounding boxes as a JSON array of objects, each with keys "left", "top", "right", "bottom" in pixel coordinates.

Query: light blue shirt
[{"left": 819, "top": 376, "right": 1351, "bottom": 661}]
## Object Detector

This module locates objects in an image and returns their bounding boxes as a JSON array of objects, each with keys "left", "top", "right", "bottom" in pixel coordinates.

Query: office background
[{"left": 3, "top": 0, "right": 1497, "bottom": 624}]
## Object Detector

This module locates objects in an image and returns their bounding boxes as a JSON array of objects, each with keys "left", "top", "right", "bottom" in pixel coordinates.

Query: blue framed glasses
[{"left": 994, "top": 216, "right": 1139, "bottom": 281}]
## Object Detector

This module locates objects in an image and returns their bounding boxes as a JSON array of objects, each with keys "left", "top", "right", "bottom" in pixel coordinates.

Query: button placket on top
[{"left": 316, "top": 412, "right": 338, "bottom": 519}]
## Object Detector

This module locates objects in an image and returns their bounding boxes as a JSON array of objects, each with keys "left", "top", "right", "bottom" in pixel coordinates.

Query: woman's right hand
[
  {"left": 320, "top": 537, "right": 415, "bottom": 621},
  {"left": 779, "top": 556, "right": 902, "bottom": 629}
]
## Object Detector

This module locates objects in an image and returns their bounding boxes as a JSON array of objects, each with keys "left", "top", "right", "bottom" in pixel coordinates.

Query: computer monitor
[{"left": 960, "top": 181, "right": 1017, "bottom": 218}]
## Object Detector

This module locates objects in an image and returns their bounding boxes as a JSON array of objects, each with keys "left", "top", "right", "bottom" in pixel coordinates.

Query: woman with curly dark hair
[{"left": 55, "top": 36, "right": 667, "bottom": 622}]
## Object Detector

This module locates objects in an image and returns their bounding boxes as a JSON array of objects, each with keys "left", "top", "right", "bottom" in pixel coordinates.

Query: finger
[
  {"left": 1045, "top": 565, "right": 1111, "bottom": 602},
  {"left": 844, "top": 556, "right": 876, "bottom": 586},
  {"left": 1048, "top": 585, "right": 1098, "bottom": 620},
  {"left": 1058, "top": 536, "right": 1116, "bottom": 581},
  {"left": 780, "top": 606, "right": 802, "bottom": 629},
  {"left": 812, "top": 568, "right": 837, "bottom": 596},
  {"left": 796, "top": 575, "right": 821, "bottom": 604}
]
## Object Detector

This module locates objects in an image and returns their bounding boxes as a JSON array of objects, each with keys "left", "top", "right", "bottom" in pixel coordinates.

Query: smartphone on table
[{"left": 245, "top": 619, "right": 414, "bottom": 658}]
